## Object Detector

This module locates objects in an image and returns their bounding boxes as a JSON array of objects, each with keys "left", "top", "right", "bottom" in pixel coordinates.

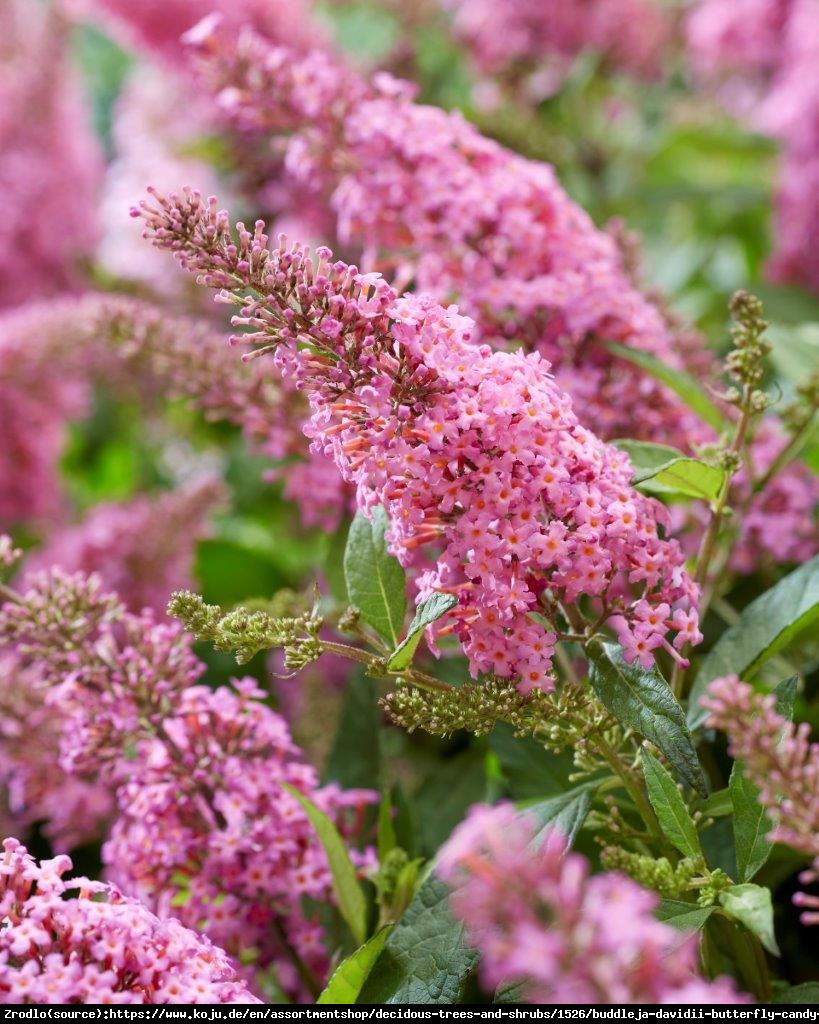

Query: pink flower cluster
[
  {"left": 25, "top": 478, "right": 224, "bottom": 615},
  {"left": 0, "top": 653, "right": 116, "bottom": 851},
  {"left": 0, "top": 0, "right": 102, "bottom": 309},
  {"left": 437, "top": 804, "right": 748, "bottom": 1003},
  {"left": 687, "top": 0, "right": 819, "bottom": 292},
  {"left": 0, "top": 838, "right": 259, "bottom": 1004},
  {"left": 139, "top": 192, "right": 699, "bottom": 687},
  {"left": 185, "top": 21, "right": 819, "bottom": 567},
  {"left": 702, "top": 675, "right": 819, "bottom": 925},
  {"left": 439, "top": 0, "right": 672, "bottom": 102},
  {"left": 0, "top": 568, "right": 375, "bottom": 998},
  {"left": 73, "top": 0, "right": 326, "bottom": 69}
]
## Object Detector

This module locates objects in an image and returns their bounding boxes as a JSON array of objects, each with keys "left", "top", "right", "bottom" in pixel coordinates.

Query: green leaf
[
  {"left": 719, "top": 883, "right": 780, "bottom": 956},
  {"left": 774, "top": 983, "right": 819, "bottom": 1004},
  {"left": 489, "top": 723, "right": 575, "bottom": 801},
  {"left": 344, "top": 507, "right": 407, "bottom": 646},
  {"left": 378, "top": 793, "right": 397, "bottom": 864},
  {"left": 656, "top": 899, "right": 715, "bottom": 932},
  {"left": 325, "top": 673, "right": 380, "bottom": 790},
  {"left": 730, "top": 761, "right": 773, "bottom": 883},
  {"left": 774, "top": 675, "right": 798, "bottom": 721},
  {"left": 641, "top": 750, "right": 703, "bottom": 860},
  {"left": 699, "top": 787, "right": 732, "bottom": 818},
  {"left": 607, "top": 343, "right": 728, "bottom": 431},
  {"left": 689, "top": 555, "right": 819, "bottom": 728},
  {"left": 633, "top": 458, "right": 726, "bottom": 503},
  {"left": 588, "top": 642, "right": 706, "bottom": 795},
  {"left": 387, "top": 592, "right": 457, "bottom": 671},
  {"left": 614, "top": 440, "right": 687, "bottom": 475},
  {"left": 526, "top": 785, "right": 593, "bottom": 848},
  {"left": 767, "top": 322, "right": 819, "bottom": 385},
  {"left": 416, "top": 747, "right": 488, "bottom": 855},
  {"left": 317, "top": 928, "right": 393, "bottom": 1004},
  {"left": 195, "top": 538, "right": 286, "bottom": 607},
  {"left": 281, "top": 783, "right": 368, "bottom": 947},
  {"left": 357, "top": 875, "right": 478, "bottom": 1004}
]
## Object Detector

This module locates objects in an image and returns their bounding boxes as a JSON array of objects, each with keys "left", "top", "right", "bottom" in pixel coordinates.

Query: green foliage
[
  {"left": 325, "top": 674, "right": 381, "bottom": 790},
  {"left": 388, "top": 593, "right": 458, "bottom": 671},
  {"left": 344, "top": 508, "right": 407, "bottom": 646},
  {"left": 655, "top": 900, "right": 715, "bottom": 932},
  {"left": 689, "top": 555, "right": 819, "bottom": 727},
  {"left": 588, "top": 642, "right": 705, "bottom": 793},
  {"left": 357, "top": 875, "right": 478, "bottom": 1004},
  {"left": 641, "top": 750, "right": 703, "bottom": 861},
  {"left": 730, "top": 761, "right": 773, "bottom": 883},
  {"left": 607, "top": 344, "right": 728, "bottom": 431},
  {"left": 633, "top": 458, "right": 726, "bottom": 503},
  {"left": 527, "top": 786, "right": 593, "bottom": 848},
  {"left": 317, "top": 928, "right": 393, "bottom": 1004},
  {"left": 281, "top": 784, "right": 369, "bottom": 947},
  {"left": 719, "top": 884, "right": 780, "bottom": 957}
]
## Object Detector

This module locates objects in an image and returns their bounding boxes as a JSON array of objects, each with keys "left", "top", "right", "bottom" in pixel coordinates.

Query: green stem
[
  {"left": 319, "top": 640, "right": 453, "bottom": 693},
  {"left": 593, "top": 734, "right": 664, "bottom": 845}
]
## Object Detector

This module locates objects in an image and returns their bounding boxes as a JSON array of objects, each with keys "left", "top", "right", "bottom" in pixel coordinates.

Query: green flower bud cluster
[
  {"left": 696, "top": 867, "right": 733, "bottom": 906},
  {"left": 167, "top": 590, "right": 322, "bottom": 666},
  {"left": 600, "top": 847, "right": 698, "bottom": 899},
  {"left": 382, "top": 678, "right": 550, "bottom": 737},
  {"left": 724, "top": 290, "right": 771, "bottom": 410}
]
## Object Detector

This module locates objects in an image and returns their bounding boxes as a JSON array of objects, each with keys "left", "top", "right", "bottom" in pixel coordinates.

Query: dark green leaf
[
  {"left": 416, "top": 748, "right": 487, "bottom": 854},
  {"left": 378, "top": 793, "right": 397, "bottom": 865},
  {"left": 588, "top": 642, "right": 706, "bottom": 794},
  {"left": 730, "top": 761, "right": 773, "bottom": 883},
  {"left": 699, "top": 788, "right": 732, "bottom": 818},
  {"left": 317, "top": 928, "right": 393, "bottom": 1004},
  {"left": 325, "top": 674, "right": 380, "bottom": 790},
  {"left": 775, "top": 676, "right": 798, "bottom": 720},
  {"left": 689, "top": 556, "right": 819, "bottom": 728},
  {"left": 607, "top": 344, "right": 728, "bottom": 431},
  {"left": 388, "top": 593, "right": 457, "bottom": 671},
  {"left": 656, "top": 899, "right": 715, "bottom": 932},
  {"left": 719, "top": 883, "right": 780, "bottom": 956},
  {"left": 195, "top": 539, "right": 286, "bottom": 607},
  {"left": 344, "top": 507, "right": 407, "bottom": 646},
  {"left": 282, "top": 784, "right": 368, "bottom": 947},
  {"left": 526, "top": 786, "right": 593, "bottom": 848},
  {"left": 357, "top": 875, "right": 478, "bottom": 1004},
  {"left": 489, "top": 723, "right": 575, "bottom": 801},
  {"left": 642, "top": 750, "right": 703, "bottom": 860},
  {"left": 633, "top": 458, "right": 726, "bottom": 503},
  {"left": 774, "top": 983, "right": 819, "bottom": 1004}
]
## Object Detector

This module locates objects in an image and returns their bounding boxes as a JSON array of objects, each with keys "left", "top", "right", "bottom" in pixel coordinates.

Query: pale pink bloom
[{"left": 438, "top": 804, "right": 750, "bottom": 1003}]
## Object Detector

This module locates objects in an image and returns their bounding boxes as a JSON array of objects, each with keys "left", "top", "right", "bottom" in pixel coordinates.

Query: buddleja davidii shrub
[{"left": 135, "top": 192, "right": 819, "bottom": 1003}]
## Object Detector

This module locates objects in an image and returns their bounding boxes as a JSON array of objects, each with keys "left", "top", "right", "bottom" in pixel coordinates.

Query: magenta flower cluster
[{"left": 438, "top": 804, "right": 748, "bottom": 1003}]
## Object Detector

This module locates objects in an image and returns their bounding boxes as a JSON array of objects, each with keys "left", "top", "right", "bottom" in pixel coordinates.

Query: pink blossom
[
  {"left": 0, "top": 569, "right": 376, "bottom": 998},
  {"left": 440, "top": 0, "right": 672, "bottom": 102},
  {"left": 139, "top": 192, "right": 700, "bottom": 687},
  {"left": 702, "top": 675, "right": 819, "bottom": 924},
  {"left": 438, "top": 804, "right": 750, "bottom": 1003},
  {"left": 25, "top": 479, "right": 225, "bottom": 615},
  {"left": 0, "top": 838, "right": 259, "bottom": 1004},
  {"left": 0, "top": 0, "right": 102, "bottom": 309}
]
